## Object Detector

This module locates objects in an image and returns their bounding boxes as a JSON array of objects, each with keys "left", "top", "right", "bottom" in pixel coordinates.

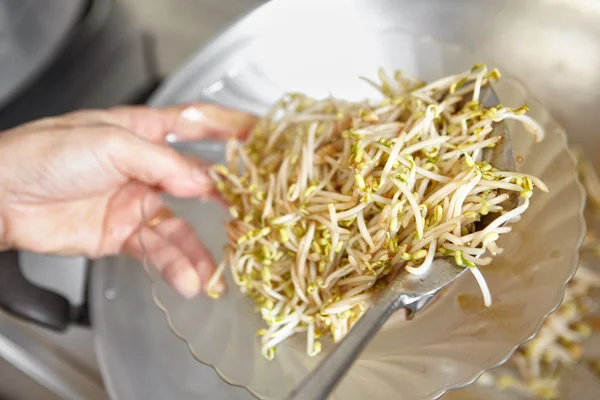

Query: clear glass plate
[
  {"left": 448, "top": 323, "right": 600, "bottom": 400},
  {"left": 139, "top": 30, "right": 585, "bottom": 400},
  {"left": 448, "top": 212, "right": 600, "bottom": 400}
]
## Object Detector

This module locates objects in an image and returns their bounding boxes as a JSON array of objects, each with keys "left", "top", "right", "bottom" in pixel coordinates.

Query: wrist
[
  {"left": 0, "top": 214, "right": 7, "bottom": 251},
  {"left": 0, "top": 135, "right": 14, "bottom": 251}
]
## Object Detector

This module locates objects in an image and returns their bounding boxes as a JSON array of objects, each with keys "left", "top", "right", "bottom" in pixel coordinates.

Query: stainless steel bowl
[{"left": 90, "top": 1, "right": 600, "bottom": 399}]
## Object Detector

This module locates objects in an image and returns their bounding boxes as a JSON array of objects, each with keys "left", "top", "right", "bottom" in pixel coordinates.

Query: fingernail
[
  {"left": 179, "top": 106, "right": 239, "bottom": 137},
  {"left": 165, "top": 132, "right": 178, "bottom": 143},
  {"left": 197, "top": 261, "right": 225, "bottom": 294},
  {"left": 175, "top": 106, "right": 214, "bottom": 138},
  {"left": 174, "top": 269, "right": 201, "bottom": 299},
  {"left": 192, "top": 167, "right": 212, "bottom": 186},
  {"left": 180, "top": 106, "right": 204, "bottom": 122},
  {"left": 212, "top": 279, "right": 226, "bottom": 293}
]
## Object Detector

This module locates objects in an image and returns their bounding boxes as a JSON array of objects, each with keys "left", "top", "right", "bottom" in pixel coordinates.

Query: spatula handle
[{"left": 286, "top": 289, "right": 403, "bottom": 400}]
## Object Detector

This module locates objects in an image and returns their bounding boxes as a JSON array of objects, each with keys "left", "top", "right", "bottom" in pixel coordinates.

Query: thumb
[{"left": 106, "top": 127, "right": 212, "bottom": 197}]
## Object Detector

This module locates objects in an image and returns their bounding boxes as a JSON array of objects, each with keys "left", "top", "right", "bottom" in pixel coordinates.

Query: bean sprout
[{"left": 210, "top": 65, "right": 546, "bottom": 359}]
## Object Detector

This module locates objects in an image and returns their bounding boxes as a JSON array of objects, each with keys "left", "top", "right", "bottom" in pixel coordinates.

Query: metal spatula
[{"left": 286, "top": 86, "right": 517, "bottom": 400}]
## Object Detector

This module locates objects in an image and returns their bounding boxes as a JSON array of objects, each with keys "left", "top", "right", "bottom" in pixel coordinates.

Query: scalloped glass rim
[
  {"left": 449, "top": 293, "right": 600, "bottom": 400},
  {"left": 449, "top": 219, "right": 600, "bottom": 400},
  {"left": 139, "top": 30, "right": 585, "bottom": 400}
]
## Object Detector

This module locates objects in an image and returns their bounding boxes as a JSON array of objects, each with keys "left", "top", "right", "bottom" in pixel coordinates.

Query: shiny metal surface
[
  {"left": 92, "top": 1, "right": 600, "bottom": 399},
  {"left": 149, "top": 0, "right": 600, "bottom": 164},
  {"left": 0, "top": 0, "right": 151, "bottom": 398},
  {"left": 0, "top": 0, "right": 85, "bottom": 109},
  {"left": 0, "top": 312, "right": 106, "bottom": 400}
]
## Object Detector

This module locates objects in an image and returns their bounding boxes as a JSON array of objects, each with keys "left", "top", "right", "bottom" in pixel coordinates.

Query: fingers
[
  {"left": 126, "top": 224, "right": 201, "bottom": 298},
  {"left": 105, "top": 129, "right": 213, "bottom": 198},
  {"left": 99, "top": 182, "right": 162, "bottom": 256},
  {"left": 12, "top": 103, "right": 258, "bottom": 143},
  {"left": 106, "top": 103, "right": 258, "bottom": 142},
  {"left": 117, "top": 187, "right": 224, "bottom": 299},
  {"left": 155, "top": 217, "right": 224, "bottom": 292},
  {"left": 123, "top": 216, "right": 224, "bottom": 299}
]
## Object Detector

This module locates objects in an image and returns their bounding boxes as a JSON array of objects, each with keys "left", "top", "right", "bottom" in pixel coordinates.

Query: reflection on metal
[
  {"left": 89, "top": 0, "right": 600, "bottom": 399},
  {"left": 0, "top": 312, "right": 107, "bottom": 400}
]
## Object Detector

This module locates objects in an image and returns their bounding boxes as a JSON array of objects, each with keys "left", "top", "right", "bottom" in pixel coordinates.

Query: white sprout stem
[
  {"left": 357, "top": 210, "right": 375, "bottom": 248},
  {"left": 405, "top": 240, "right": 437, "bottom": 275},
  {"left": 494, "top": 112, "right": 545, "bottom": 142},
  {"left": 471, "top": 199, "right": 530, "bottom": 248},
  {"left": 400, "top": 136, "right": 450, "bottom": 156},
  {"left": 335, "top": 203, "right": 368, "bottom": 220},
  {"left": 390, "top": 178, "right": 424, "bottom": 239},
  {"left": 469, "top": 267, "right": 492, "bottom": 307}
]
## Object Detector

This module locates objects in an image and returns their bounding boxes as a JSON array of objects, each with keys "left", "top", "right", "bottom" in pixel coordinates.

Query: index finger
[
  {"left": 107, "top": 103, "right": 258, "bottom": 143},
  {"left": 13, "top": 103, "right": 258, "bottom": 143}
]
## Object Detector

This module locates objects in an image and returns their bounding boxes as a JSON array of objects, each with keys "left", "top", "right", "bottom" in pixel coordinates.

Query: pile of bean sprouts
[
  {"left": 209, "top": 65, "right": 547, "bottom": 359},
  {"left": 479, "top": 156, "right": 600, "bottom": 399}
]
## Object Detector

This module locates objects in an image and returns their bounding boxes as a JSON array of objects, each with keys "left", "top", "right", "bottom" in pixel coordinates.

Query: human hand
[{"left": 0, "top": 104, "right": 256, "bottom": 298}]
